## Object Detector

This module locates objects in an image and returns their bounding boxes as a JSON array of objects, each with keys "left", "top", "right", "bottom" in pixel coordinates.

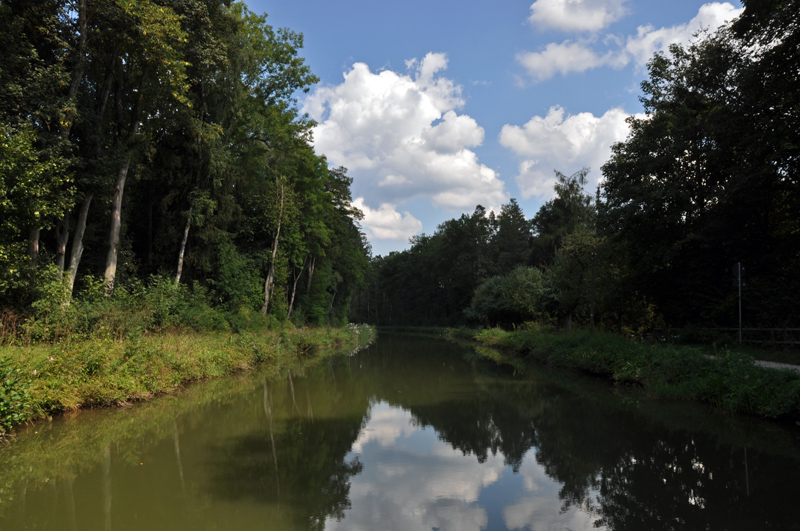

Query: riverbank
[
  {"left": 0, "top": 324, "right": 375, "bottom": 435},
  {"left": 453, "top": 327, "right": 800, "bottom": 421}
]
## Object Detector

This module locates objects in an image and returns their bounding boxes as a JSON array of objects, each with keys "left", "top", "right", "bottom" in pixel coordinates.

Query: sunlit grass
[{"left": 0, "top": 325, "right": 375, "bottom": 434}]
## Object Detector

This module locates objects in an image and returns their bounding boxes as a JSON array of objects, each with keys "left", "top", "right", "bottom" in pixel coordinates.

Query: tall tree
[
  {"left": 491, "top": 198, "right": 532, "bottom": 276},
  {"left": 599, "top": 4, "right": 800, "bottom": 326},
  {"left": 530, "top": 168, "right": 594, "bottom": 267}
]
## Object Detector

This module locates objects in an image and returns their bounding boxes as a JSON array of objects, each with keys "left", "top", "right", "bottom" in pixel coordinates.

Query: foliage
[
  {"left": 599, "top": 6, "right": 800, "bottom": 327},
  {"left": 0, "top": 356, "right": 31, "bottom": 434},
  {"left": 466, "top": 267, "right": 551, "bottom": 328},
  {"left": 0, "top": 323, "right": 375, "bottom": 433},
  {"left": 0, "top": 0, "right": 369, "bottom": 327},
  {"left": 474, "top": 328, "right": 800, "bottom": 419},
  {"left": 530, "top": 168, "right": 594, "bottom": 267}
]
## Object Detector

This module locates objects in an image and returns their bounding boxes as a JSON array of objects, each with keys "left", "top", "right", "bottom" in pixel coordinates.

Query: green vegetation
[
  {"left": 0, "top": 314, "right": 374, "bottom": 435},
  {"left": 465, "top": 327, "right": 800, "bottom": 420},
  {"left": 352, "top": 1, "right": 800, "bottom": 344},
  {"left": 0, "top": 0, "right": 370, "bottom": 325},
  {"left": 0, "top": 0, "right": 375, "bottom": 435}
]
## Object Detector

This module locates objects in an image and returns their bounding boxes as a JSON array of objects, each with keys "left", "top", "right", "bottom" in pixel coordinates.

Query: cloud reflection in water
[{"left": 326, "top": 401, "right": 603, "bottom": 531}]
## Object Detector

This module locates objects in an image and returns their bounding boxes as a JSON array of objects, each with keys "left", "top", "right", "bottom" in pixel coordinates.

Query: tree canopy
[
  {"left": 353, "top": 0, "right": 800, "bottom": 333},
  {"left": 0, "top": 0, "right": 369, "bottom": 327}
]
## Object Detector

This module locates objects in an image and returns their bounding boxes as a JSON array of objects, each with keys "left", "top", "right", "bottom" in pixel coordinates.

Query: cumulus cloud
[
  {"left": 303, "top": 53, "right": 507, "bottom": 243},
  {"left": 529, "top": 0, "right": 629, "bottom": 32},
  {"left": 622, "top": 2, "right": 743, "bottom": 67},
  {"left": 499, "top": 106, "right": 636, "bottom": 198},
  {"left": 518, "top": 2, "right": 743, "bottom": 82},
  {"left": 516, "top": 41, "right": 613, "bottom": 82},
  {"left": 352, "top": 198, "right": 423, "bottom": 242}
]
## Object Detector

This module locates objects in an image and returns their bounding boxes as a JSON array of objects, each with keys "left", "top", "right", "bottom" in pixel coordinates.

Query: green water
[{"left": 2, "top": 333, "right": 799, "bottom": 530}]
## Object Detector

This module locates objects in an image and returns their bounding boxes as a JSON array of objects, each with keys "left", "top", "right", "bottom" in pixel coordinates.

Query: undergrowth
[
  {"left": 468, "top": 327, "right": 800, "bottom": 420},
  {"left": 0, "top": 323, "right": 375, "bottom": 435}
]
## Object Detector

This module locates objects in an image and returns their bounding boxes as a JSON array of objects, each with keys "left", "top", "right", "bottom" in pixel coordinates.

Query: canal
[{"left": 2, "top": 332, "right": 799, "bottom": 530}]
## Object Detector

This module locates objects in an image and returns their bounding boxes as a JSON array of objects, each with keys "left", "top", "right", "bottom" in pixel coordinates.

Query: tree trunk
[
  {"left": 262, "top": 180, "right": 285, "bottom": 315},
  {"left": 103, "top": 154, "right": 132, "bottom": 294},
  {"left": 287, "top": 259, "right": 307, "bottom": 319},
  {"left": 27, "top": 228, "right": 40, "bottom": 268},
  {"left": 175, "top": 207, "right": 191, "bottom": 285},
  {"left": 328, "top": 290, "right": 338, "bottom": 322},
  {"left": 56, "top": 212, "right": 70, "bottom": 277},
  {"left": 66, "top": 194, "right": 93, "bottom": 300},
  {"left": 306, "top": 255, "right": 316, "bottom": 298},
  {"left": 103, "top": 64, "right": 149, "bottom": 295},
  {"left": 61, "top": 0, "right": 88, "bottom": 138}
]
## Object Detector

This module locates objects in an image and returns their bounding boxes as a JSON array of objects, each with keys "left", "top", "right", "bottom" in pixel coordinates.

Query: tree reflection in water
[
  {"left": 3, "top": 334, "right": 800, "bottom": 530},
  {"left": 208, "top": 334, "right": 800, "bottom": 530},
  {"left": 208, "top": 373, "right": 368, "bottom": 530}
]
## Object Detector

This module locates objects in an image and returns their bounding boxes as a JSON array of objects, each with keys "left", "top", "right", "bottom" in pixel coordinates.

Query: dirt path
[{"left": 754, "top": 359, "right": 800, "bottom": 373}]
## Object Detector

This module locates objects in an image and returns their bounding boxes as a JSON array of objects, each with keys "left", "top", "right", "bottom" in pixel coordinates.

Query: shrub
[{"left": 0, "top": 357, "right": 32, "bottom": 433}]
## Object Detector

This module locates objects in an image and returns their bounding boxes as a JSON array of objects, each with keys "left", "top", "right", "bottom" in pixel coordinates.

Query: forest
[
  {"left": 351, "top": 0, "right": 800, "bottom": 336},
  {"left": 1, "top": 0, "right": 798, "bottom": 341},
  {"left": 0, "top": 0, "right": 370, "bottom": 336}
]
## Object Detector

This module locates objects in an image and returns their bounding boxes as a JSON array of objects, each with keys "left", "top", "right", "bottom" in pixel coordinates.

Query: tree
[
  {"left": 0, "top": 124, "right": 72, "bottom": 301},
  {"left": 530, "top": 168, "right": 594, "bottom": 267},
  {"left": 491, "top": 199, "right": 532, "bottom": 276},
  {"left": 466, "top": 266, "right": 549, "bottom": 328},
  {"left": 99, "top": 0, "right": 192, "bottom": 294},
  {"left": 599, "top": 10, "right": 800, "bottom": 326},
  {"left": 0, "top": 0, "right": 75, "bottom": 273}
]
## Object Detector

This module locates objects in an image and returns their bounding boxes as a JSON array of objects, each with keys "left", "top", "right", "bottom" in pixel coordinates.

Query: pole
[{"left": 738, "top": 263, "right": 742, "bottom": 345}]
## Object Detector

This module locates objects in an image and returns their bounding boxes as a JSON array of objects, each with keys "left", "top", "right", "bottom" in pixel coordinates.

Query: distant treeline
[
  {"left": 351, "top": 0, "right": 800, "bottom": 332},
  {"left": 0, "top": 0, "right": 369, "bottom": 329}
]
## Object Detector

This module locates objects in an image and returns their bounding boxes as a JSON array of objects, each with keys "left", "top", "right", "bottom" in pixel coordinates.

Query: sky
[{"left": 245, "top": 0, "right": 744, "bottom": 256}]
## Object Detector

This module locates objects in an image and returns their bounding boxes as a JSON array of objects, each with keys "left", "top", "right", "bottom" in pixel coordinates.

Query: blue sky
[{"left": 245, "top": 0, "right": 743, "bottom": 256}]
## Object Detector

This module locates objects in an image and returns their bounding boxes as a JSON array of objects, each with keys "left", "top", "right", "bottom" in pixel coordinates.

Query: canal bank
[
  {"left": 456, "top": 327, "right": 800, "bottom": 422},
  {"left": 0, "top": 324, "right": 374, "bottom": 436},
  {"left": 2, "top": 332, "right": 800, "bottom": 530}
]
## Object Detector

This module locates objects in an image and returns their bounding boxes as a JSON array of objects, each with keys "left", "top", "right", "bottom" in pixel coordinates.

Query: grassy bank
[
  {"left": 461, "top": 327, "right": 800, "bottom": 421},
  {"left": 0, "top": 323, "right": 374, "bottom": 435}
]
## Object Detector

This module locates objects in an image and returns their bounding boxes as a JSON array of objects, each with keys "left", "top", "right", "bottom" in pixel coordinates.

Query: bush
[
  {"left": 0, "top": 357, "right": 31, "bottom": 433},
  {"left": 467, "top": 267, "right": 551, "bottom": 328}
]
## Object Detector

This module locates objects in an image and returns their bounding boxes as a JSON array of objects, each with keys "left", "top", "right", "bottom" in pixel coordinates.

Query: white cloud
[
  {"left": 622, "top": 2, "right": 743, "bottom": 67},
  {"left": 529, "top": 0, "right": 629, "bottom": 32},
  {"left": 516, "top": 41, "right": 613, "bottom": 82},
  {"left": 499, "top": 106, "right": 636, "bottom": 198},
  {"left": 422, "top": 110, "right": 484, "bottom": 153},
  {"left": 353, "top": 198, "right": 423, "bottom": 242},
  {"left": 518, "top": 3, "right": 744, "bottom": 81},
  {"left": 303, "top": 53, "right": 507, "bottom": 219}
]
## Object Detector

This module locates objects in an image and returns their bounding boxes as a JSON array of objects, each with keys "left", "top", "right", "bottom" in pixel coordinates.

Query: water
[{"left": 2, "top": 332, "right": 799, "bottom": 530}]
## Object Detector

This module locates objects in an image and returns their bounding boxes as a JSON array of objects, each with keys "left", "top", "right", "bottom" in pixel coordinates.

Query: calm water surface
[{"left": 2, "top": 333, "right": 800, "bottom": 530}]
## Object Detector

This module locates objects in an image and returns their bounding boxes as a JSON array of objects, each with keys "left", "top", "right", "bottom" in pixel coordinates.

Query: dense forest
[
  {"left": 1, "top": 0, "right": 798, "bottom": 338},
  {"left": 0, "top": 0, "right": 370, "bottom": 332},
  {"left": 352, "top": 0, "right": 800, "bottom": 333}
]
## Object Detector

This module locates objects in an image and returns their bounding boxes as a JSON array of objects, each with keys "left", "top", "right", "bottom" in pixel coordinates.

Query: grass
[
  {"left": 0, "top": 324, "right": 375, "bottom": 435},
  {"left": 464, "top": 327, "right": 800, "bottom": 421}
]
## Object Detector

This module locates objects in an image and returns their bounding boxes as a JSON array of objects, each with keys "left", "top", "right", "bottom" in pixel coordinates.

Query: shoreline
[
  {"left": 448, "top": 327, "right": 800, "bottom": 422},
  {"left": 0, "top": 324, "right": 375, "bottom": 436}
]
